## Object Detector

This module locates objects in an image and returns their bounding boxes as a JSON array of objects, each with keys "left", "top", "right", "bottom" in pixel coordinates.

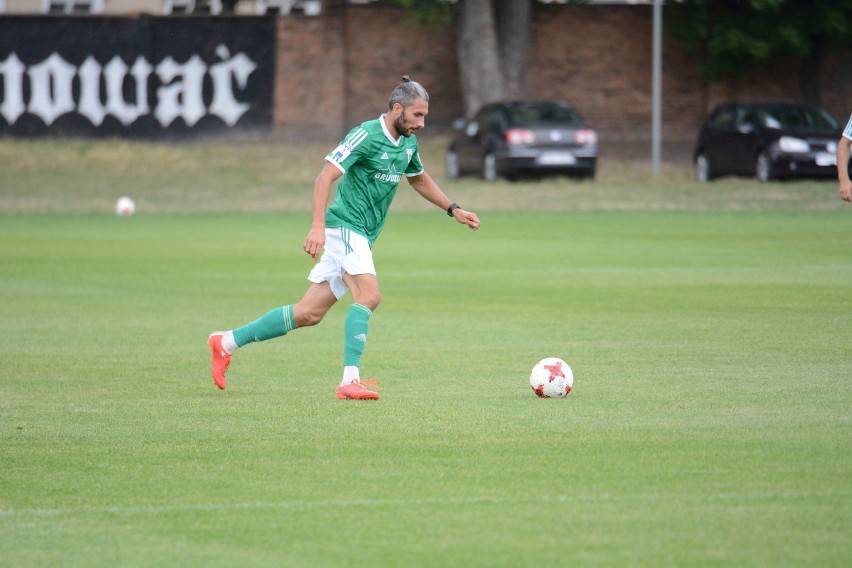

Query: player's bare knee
[
  {"left": 294, "top": 305, "right": 326, "bottom": 327},
  {"left": 360, "top": 292, "right": 381, "bottom": 311},
  {"left": 298, "top": 310, "right": 324, "bottom": 327}
]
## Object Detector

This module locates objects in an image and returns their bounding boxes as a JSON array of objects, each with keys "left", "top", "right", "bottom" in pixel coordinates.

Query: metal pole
[{"left": 652, "top": 0, "right": 662, "bottom": 175}]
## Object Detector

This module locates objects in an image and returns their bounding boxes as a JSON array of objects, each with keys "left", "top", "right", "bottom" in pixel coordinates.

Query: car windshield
[
  {"left": 757, "top": 105, "right": 839, "bottom": 131},
  {"left": 505, "top": 103, "right": 583, "bottom": 126}
]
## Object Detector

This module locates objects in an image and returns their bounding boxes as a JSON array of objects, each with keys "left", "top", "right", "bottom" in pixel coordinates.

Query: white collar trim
[{"left": 379, "top": 114, "right": 401, "bottom": 146}]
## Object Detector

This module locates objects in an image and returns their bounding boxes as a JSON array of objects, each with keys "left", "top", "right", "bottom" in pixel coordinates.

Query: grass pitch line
[{"left": 0, "top": 491, "right": 838, "bottom": 519}]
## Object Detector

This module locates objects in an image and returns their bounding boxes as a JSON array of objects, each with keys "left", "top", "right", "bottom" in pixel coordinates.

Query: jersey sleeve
[
  {"left": 326, "top": 125, "right": 371, "bottom": 173},
  {"left": 405, "top": 139, "right": 424, "bottom": 176},
  {"left": 844, "top": 114, "right": 852, "bottom": 141}
]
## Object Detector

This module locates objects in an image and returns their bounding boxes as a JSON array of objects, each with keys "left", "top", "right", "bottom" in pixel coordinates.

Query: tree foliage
[
  {"left": 667, "top": 0, "right": 852, "bottom": 104},
  {"left": 394, "top": 0, "right": 457, "bottom": 30}
]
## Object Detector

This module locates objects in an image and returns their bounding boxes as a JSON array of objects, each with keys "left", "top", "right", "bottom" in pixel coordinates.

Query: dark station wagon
[
  {"left": 694, "top": 102, "right": 844, "bottom": 182},
  {"left": 446, "top": 101, "right": 598, "bottom": 182}
]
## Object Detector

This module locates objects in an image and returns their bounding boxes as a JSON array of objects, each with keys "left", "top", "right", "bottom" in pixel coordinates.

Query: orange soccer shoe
[
  {"left": 336, "top": 379, "right": 380, "bottom": 400},
  {"left": 207, "top": 332, "right": 231, "bottom": 390}
]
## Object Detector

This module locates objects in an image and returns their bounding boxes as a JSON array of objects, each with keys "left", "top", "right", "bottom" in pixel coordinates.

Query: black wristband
[{"left": 447, "top": 202, "right": 460, "bottom": 217}]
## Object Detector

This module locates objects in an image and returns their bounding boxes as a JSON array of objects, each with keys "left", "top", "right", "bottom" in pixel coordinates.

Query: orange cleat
[
  {"left": 207, "top": 332, "right": 231, "bottom": 390},
  {"left": 336, "top": 379, "right": 379, "bottom": 400}
]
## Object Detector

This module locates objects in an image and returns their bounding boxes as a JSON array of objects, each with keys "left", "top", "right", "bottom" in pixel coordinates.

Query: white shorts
[{"left": 308, "top": 227, "right": 376, "bottom": 300}]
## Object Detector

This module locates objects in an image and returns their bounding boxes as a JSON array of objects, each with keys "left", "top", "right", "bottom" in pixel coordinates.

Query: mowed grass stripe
[{"left": 2, "top": 489, "right": 844, "bottom": 518}]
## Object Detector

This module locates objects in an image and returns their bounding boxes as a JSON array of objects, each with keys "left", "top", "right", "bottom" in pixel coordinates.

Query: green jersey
[{"left": 325, "top": 115, "right": 424, "bottom": 246}]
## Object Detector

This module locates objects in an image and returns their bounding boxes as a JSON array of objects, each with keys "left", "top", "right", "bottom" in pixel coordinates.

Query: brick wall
[
  {"left": 274, "top": 3, "right": 851, "bottom": 145},
  {"left": 275, "top": 3, "right": 463, "bottom": 141},
  {"left": 275, "top": 10, "right": 347, "bottom": 140}
]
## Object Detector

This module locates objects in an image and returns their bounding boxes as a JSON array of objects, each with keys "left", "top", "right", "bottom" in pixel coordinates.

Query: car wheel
[
  {"left": 694, "top": 153, "right": 713, "bottom": 182},
  {"left": 756, "top": 152, "right": 774, "bottom": 182},
  {"left": 445, "top": 150, "right": 460, "bottom": 180},
  {"left": 482, "top": 153, "right": 498, "bottom": 182}
]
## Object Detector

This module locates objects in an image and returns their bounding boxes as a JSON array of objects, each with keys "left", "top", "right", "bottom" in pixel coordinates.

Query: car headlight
[{"left": 778, "top": 136, "right": 809, "bottom": 153}]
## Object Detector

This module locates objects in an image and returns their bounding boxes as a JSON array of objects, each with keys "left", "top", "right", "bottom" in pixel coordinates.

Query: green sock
[
  {"left": 233, "top": 305, "right": 297, "bottom": 347},
  {"left": 344, "top": 303, "right": 372, "bottom": 367}
]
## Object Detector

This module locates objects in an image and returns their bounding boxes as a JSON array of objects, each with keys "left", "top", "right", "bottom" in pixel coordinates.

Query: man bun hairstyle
[{"left": 389, "top": 75, "right": 429, "bottom": 110}]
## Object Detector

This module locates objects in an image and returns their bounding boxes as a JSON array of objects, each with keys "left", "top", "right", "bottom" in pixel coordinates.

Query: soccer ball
[
  {"left": 115, "top": 196, "right": 135, "bottom": 216},
  {"left": 530, "top": 357, "right": 573, "bottom": 398}
]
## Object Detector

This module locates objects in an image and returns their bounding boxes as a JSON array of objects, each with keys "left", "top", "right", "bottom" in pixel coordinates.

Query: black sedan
[
  {"left": 446, "top": 101, "right": 598, "bottom": 182},
  {"left": 693, "top": 102, "right": 844, "bottom": 182}
]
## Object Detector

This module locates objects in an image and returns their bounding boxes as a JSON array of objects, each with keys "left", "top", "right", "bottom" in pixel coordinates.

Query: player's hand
[
  {"left": 840, "top": 180, "right": 852, "bottom": 202},
  {"left": 454, "top": 209, "right": 481, "bottom": 231},
  {"left": 303, "top": 226, "right": 325, "bottom": 261}
]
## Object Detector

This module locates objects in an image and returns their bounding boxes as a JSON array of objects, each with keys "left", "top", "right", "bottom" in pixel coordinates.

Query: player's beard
[{"left": 393, "top": 114, "right": 413, "bottom": 138}]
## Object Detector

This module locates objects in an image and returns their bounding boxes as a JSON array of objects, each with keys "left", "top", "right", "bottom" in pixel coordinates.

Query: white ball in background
[{"left": 115, "top": 196, "right": 136, "bottom": 216}]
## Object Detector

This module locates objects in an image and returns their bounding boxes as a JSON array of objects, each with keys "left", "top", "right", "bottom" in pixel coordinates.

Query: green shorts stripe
[{"left": 341, "top": 227, "right": 352, "bottom": 255}]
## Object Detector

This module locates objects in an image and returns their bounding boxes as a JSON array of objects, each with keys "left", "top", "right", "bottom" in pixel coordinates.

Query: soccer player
[
  {"left": 208, "top": 76, "right": 480, "bottom": 400},
  {"left": 838, "top": 113, "right": 852, "bottom": 202}
]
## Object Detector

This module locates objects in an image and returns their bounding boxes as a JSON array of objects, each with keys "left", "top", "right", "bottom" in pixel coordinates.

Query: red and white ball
[
  {"left": 115, "top": 196, "right": 136, "bottom": 216},
  {"left": 530, "top": 357, "right": 573, "bottom": 398}
]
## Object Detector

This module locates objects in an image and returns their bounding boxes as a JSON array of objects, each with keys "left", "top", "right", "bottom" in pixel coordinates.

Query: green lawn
[{"left": 0, "top": 139, "right": 850, "bottom": 566}]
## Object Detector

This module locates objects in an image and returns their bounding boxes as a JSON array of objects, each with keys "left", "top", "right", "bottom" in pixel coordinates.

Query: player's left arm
[
  {"left": 407, "top": 171, "right": 480, "bottom": 230},
  {"left": 837, "top": 135, "right": 852, "bottom": 202}
]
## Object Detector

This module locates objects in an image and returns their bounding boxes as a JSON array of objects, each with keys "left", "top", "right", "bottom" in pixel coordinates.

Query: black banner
[{"left": 0, "top": 16, "right": 276, "bottom": 137}]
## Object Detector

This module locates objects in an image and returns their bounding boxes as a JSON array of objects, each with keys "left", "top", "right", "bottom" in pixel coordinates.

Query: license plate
[
  {"left": 815, "top": 152, "right": 836, "bottom": 167},
  {"left": 537, "top": 151, "right": 576, "bottom": 166}
]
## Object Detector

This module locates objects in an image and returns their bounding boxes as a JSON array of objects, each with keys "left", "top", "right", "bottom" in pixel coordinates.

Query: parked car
[
  {"left": 446, "top": 101, "right": 598, "bottom": 182},
  {"left": 693, "top": 102, "right": 844, "bottom": 182}
]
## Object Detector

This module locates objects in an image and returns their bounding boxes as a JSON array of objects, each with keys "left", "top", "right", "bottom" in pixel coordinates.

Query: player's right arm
[{"left": 304, "top": 162, "right": 343, "bottom": 260}]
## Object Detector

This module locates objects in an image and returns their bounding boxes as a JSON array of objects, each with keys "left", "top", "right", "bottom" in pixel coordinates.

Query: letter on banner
[
  {"left": 155, "top": 55, "right": 207, "bottom": 127},
  {"left": 27, "top": 53, "right": 76, "bottom": 125},
  {"left": 105, "top": 56, "right": 152, "bottom": 126},
  {"left": 78, "top": 56, "right": 106, "bottom": 126},
  {"left": 0, "top": 53, "right": 26, "bottom": 124},
  {"left": 208, "top": 44, "right": 257, "bottom": 126}
]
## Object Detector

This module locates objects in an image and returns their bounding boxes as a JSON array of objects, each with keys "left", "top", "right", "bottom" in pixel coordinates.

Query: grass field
[{"left": 1, "top": 138, "right": 850, "bottom": 566}]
